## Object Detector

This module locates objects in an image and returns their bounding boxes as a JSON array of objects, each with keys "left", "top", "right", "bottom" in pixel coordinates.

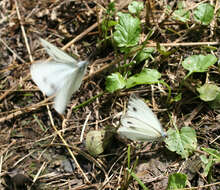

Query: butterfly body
[
  {"left": 118, "top": 95, "right": 166, "bottom": 142},
  {"left": 30, "top": 38, "right": 88, "bottom": 114}
]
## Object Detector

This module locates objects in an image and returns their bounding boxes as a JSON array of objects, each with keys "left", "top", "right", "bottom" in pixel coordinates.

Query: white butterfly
[
  {"left": 30, "top": 38, "right": 88, "bottom": 114},
  {"left": 118, "top": 94, "right": 166, "bottom": 142}
]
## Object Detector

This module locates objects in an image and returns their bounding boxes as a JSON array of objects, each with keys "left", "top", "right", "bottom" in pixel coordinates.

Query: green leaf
[
  {"left": 172, "top": 1, "right": 190, "bottom": 23},
  {"left": 167, "top": 173, "right": 187, "bottom": 190},
  {"left": 86, "top": 130, "right": 105, "bottom": 156},
  {"left": 200, "top": 155, "right": 209, "bottom": 164},
  {"left": 105, "top": 72, "right": 126, "bottom": 93},
  {"left": 197, "top": 83, "right": 220, "bottom": 101},
  {"left": 172, "top": 9, "right": 190, "bottom": 23},
  {"left": 202, "top": 147, "right": 220, "bottom": 163},
  {"left": 135, "top": 47, "right": 155, "bottom": 63},
  {"left": 200, "top": 155, "right": 214, "bottom": 177},
  {"left": 126, "top": 68, "right": 161, "bottom": 88},
  {"left": 193, "top": 3, "right": 214, "bottom": 25},
  {"left": 128, "top": 1, "right": 144, "bottom": 15},
  {"left": 165, "top": 127, "right": 197, "bottom": 159},
  {"left": 182, "top": 54, "right": 217, "bottom": 76},
  {"left": 209, "top": 93, "right": 220, "bottom": 109},
  {"left": 106, "top": 2, "right": 115, "bottom": 16},
  {"left": 128, "top": 169, "right": 149, "bottom": 190},
  {"left": 177, "top": 1, "right": 185, "bottom": 9},
  {"left": 101, "top": 20, "right": 117, "bottom": 32},
  {"left": 171, "top": 93, "right": 182, "bottom": 102},
  {"left": 86, "top": 130, "right": 112, "bottom": 156},
  {"left": 113, "top": 12, "right": 141, "bottom": 48},
  {"left": 157, "top": 43, "right": 176, "bottom": 56},
  {"left": 108, "top": 20, "right": 117, "bottom": 27}
]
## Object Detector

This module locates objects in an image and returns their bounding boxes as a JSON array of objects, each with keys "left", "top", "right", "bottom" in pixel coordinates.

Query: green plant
[
  {"left": 172, "top": 1, "right": 190, "bottom": 23},
  {"left": 105, "top": 1, "right": 171, "bottom": 101},
  {"left": 197, "top": 83, "right": 220, "bottom": 109},
  {"left": 167, "top": 173, "right": 187, "bottom": 190},
  {"left": 193, "top": 3, "right": 214, "bottom": 25},
  {"left": 120, "top": 145, "right": 149, "bottom": 190},
  {"left": 200, "top": 147, "right": 220, "bottom": 177},
  {"left": 165, "top": 126, "right": 197, "bottom": 159},
  {"left": 182, "top": 54, "right": 217, "bottom": 80},
  {"left": 128, "top": 1, "right": 144, "bottom": 18},
  {"left": 99, "top": 2, "right": 117, "bottom": 46}
]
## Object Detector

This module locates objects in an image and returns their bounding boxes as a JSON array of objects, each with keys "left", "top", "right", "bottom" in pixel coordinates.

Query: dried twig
[{"left": 15, "top": 0, "right": 33, "bottom": 63}]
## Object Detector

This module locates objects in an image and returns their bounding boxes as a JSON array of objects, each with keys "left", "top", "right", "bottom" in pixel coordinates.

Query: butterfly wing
[
  {"left": 119, "top": 116, "right": 163, "bottom": 141},
  {"left": 118, "top": 95, "right": 165, "bottom": 141},
  {"left": 30, "top": 61, "right": 77, "bottom": 96},
  {"left": 40, "top": 38, "right": 78, "bottom": 64},
  {"left": 53, "top": 60, "right": 88, "bottom": 114},
  {"left": 127, "top": 95, "right": 165, "bottom": 135},
  {"left": 31, "top": 39, "right": 89, "bottom": 114}
]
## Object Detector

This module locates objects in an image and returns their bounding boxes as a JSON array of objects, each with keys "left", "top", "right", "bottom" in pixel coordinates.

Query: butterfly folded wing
[
  {"left": 54, "top": 61, "right": 88, "bottom": 114},
  {"left": 40, "top": 38, "right": 78, "bottom": 64},
  {"left": 127, "top": 95, "right": 165, "bottom": 136},
  {"left": 119, "top": 116, "right": 163, "bottom": 141},
  {"left": 31, "top": 61, "right": 76, "bottom": 97}
]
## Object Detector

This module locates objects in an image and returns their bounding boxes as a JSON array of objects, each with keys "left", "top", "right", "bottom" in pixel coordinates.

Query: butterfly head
[
  {"left": 78, "top": 60, "right": 88, "bottom": 67},
  {"left": 161, "top": 130, "right": 167, "bottom": 138}
]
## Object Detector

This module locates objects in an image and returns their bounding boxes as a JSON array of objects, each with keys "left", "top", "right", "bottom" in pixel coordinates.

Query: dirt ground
[{"left": 0, "top": 0, "right": 220, "bottom": 190}]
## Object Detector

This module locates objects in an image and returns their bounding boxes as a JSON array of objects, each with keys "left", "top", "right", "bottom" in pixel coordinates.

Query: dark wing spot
[
  {"left": 91, "top": 136, "right": 94, "bottom": 141},
  {"left": 127, "top": 121, "right": 133, "bottom": 125},
  {"left": 43, "top": 77, "right": 57, "bottom": 91},
  {"left": 101, "top": 134, "right": 104, "bottom": 138},
  {"left": 128, "top": 126, "right": 136, "bottom": 130},
  {"left": 43, "top": 77, "right": 47, "bottom": 83},
  {"left": 132, "top": 106, "right": 137, "bottom": 112},
  {"left": 50, "top": 83, "right": 57, "bottom": 91}
]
